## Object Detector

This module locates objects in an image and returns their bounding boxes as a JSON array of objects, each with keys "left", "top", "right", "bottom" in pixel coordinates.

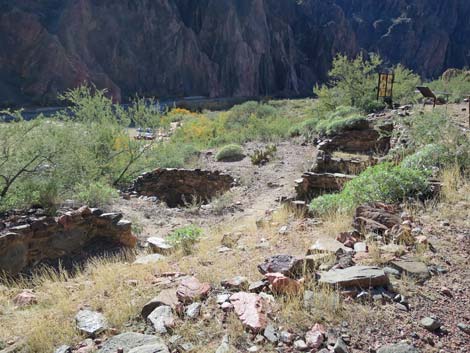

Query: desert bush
[
  {"left": 0, "top": 85, "right": 165, "bottom": 211},
  {"left": 215, "top": 144, "right": 245, "bottom": 162},
  {"left": 310, "top": 163, "right": 429, "bottom": 215},
  {"left": 167, "top": 225, "right": 203, "bottom": 255},
  {"left": 171, "top": 101, "right": 297, "bottom": 148},
  {"left": 428, "top": 71, "right": 470, "bottom": 103},
  {"left": 289, "top": 105, "right": 366, "bottom": 139},
  {"left": 74, "top": 181, "right": 119, "bottom": 208},
  {"left": 315, "top": 54, "right": 420, "bottom": 113},
  {"left": 398, "top": 111, "right": 470, "bottom": 171},
  {"left": 250, "top": 144, "right": 277, "bottom": 165},
  {"left": 401, "top": 144, "right": 454, "bottom": 173}
]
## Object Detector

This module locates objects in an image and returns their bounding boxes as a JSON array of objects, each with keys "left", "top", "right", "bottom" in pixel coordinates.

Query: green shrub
[
  {"left": 74, "top": 181, "right": 119, "bottom": 208},
  {"left": 310, "top": 163, "right": 429, "bottom": 215},
  {"left": 167, "top": 225, "right": 203, "bottom": 255},
  {"left": 215, "top": 144, "right": 245, "bottom": 162},
  {"left": 429, "top": 71, "right": 470, "bottom": 103},
  {"left": 401, "top": 144, "right": 454, "bottom": 172},
  {"left": 314, "top": 54, "right": 420, "bottom": 113},
  {"left": 315, "top": 114, "right": 366, "bottom": 136}
]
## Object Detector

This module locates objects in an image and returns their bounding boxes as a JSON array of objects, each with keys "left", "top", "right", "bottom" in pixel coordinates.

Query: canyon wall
[{"left": 0, "top": 0, "right": 469, "bottom": 106}]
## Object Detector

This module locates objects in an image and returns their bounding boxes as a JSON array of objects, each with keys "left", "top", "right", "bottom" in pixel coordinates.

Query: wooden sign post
[{"left": 377, "top": 72, "right": 394, "bottom": 107}]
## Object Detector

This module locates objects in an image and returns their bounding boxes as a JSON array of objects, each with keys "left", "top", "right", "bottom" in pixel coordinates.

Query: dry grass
[{"left": 0, "top": 256, "right": 161, "bottom": 353}]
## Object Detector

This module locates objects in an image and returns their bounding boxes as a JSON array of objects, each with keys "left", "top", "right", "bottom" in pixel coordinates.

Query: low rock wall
[{"left": 0, "top": 206, "right": 136, "bottom": 275}]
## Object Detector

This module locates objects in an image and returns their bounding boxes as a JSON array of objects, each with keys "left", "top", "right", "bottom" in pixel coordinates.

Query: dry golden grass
[{"left": 0, "top": 256, "right": 161, "bottom": 353}]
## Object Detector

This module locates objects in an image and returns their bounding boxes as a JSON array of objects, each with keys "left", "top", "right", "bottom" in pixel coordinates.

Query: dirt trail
[{"left": 115, "top": 141, "right": 317, "bottom": 241}]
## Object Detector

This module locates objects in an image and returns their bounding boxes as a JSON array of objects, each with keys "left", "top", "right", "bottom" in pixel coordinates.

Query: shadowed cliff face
[{"left": 0, "top": 0, "right": 469, "bottom": 106}]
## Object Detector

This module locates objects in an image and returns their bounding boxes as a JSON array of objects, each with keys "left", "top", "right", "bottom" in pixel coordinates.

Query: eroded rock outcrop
[
  {"left": 317, "top": 120, "right": 393, "bottom": 155},
  {"left": 132, "top": 168, "right": 235, "bottom": 207},
  {"left": 0, "top": 206, "right": 136, "bottom": 275}
]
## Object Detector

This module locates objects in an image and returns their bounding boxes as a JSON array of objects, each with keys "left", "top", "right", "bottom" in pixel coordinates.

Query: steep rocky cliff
[{"left": 0, "top": 0, "right": 469, "bottom": 106}]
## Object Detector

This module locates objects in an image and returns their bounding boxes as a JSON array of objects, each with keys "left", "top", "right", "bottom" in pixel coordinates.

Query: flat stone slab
[
  {"left": 147, "top": 305, "right": 174, "bottom": 334},
  {"left": 75, "top": 309, "right": 108, "bottom": 337},
  {"left": 308, "top": 238, "right": 352, "bottom": 255},
  {"left": 377, "top": 343, "right": 420, "bottom": 353},
  {"left": 147, "top": 237, "right": 174, "bottom": 254},
  {"left": 390, "top": 259, "right": 430, "bottom": 281},
  {"left": 141, "top": 288, "right": 179, "bottom": 318},
  {"left": 319, "top": 266, "right": 389, "bottom": 288},
  {"left": 230, "top": 292, "right": 271, "bottom": 333},
  {"left": 133, "top": 254, "right": 166, "bottom": 265},
  {"left": 98, "top": 333, "right": 168, "bottom": 353}
]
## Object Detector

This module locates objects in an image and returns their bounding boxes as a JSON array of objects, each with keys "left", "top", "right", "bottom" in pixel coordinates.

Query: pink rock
[
  {"left": 221, "top": 302, "right": 234, "bottom": 311},
  {"left": 230, "top": 292, "right": 271, "bottom": 333},
  {"left": 336, "top": 232, "right": 358, "bottom": 248},
  {"left": 265, "top": 273, "right": 303, "bottom": 295},
  {"left": 416, "top": 235, "right": 428, "bottom": 244},
  {"left": 77, "top": 206, "right": 92, "bottom": 217},
  {"left": 305, "top": 323, "right": 326, "bottom": 349},
  {"left": 176, "top": 277, "right": 211, "bottom": 304},
  {"left": 57, "top": 214, "right": 73, "bottom": 230},
  {"left": 13, "top": 290, "right": 37, "bottom": 307}
]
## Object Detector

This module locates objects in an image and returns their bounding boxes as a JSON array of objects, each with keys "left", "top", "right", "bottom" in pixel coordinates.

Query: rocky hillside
[{"left": 1, "top": 0, "right": 470, "bottom": 105}]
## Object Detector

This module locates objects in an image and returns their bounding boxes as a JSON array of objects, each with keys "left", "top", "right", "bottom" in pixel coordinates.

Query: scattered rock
[
  {"left": 248, "top": 280, "right": 268, "bottom": 293},
  {"left": 384, "top": 267, "right": 401, "bottom": 278},
  {"left": 265, "top": 272, "right": 303, "bottom": 295},
  {"left": 305, "top": 323, "right": 325, "bottom": 349},
  {"left": 185, "top": 302, "right": 201, "bottom": 319},
  {"left": 54, "top": 345, "right": 72, "bottom": 353},
  {"left": 377, "top": 343, "right": 420, "bottom": 353},
  {"left": 12, "top": 290, "right": 37, "bottom": 307},
  {"left": 216, "top": 294, "right": 231, "bottom": 304},
  {"left": 263, "top": 324, "right": 279, "bottom": 343},
  {"left": 308, "top": 238, "right": 352, "bottom": 255},
  {"left": 280, "top": 331, "right": 294, "bottom": 344},
  {"left": 420, "top": 317, "right": 441, "bottom": 332},
  {"left": 457, "top": 323, "right": 470, "bottom": 334},
  {"left": 258, "top": 255, "right": 304, "bottom": 277},
  {"left": 176, "top": 277, "right": 211, "bottom": 304},
  {"left": 221, "top": 276, "right": 249, "bottom": 291},
  {"left": 353, "top": 242, "right": 368, "bottom": 253},
  {"left": 142, "top": 289, "right": 179, "bottom": 318},
  {"left": 128, "top": 344, "right": 170, "bottom": 353},
  {"left": 146, "top": 237, "right": 174, "bottom": 254},
  {"left": 319, "top": 266, "right": 389, "bottom": 288},
  {"left": 147, "top": 306, "right": 175, "bottom": 334},
  {"left": 230, "top": 292, "right": 270, "bottom": 333},
  {"left": 390, "top": 259, "right": 430, "bottom": 282},
  {"left": 97, "top": 333, "right": 168, "bottom": 353},
  {"left": 75, "top": 310, "right": 108, "bottom": 337},
  {"left": 333, "top": 337, "right": 349, "bottom": 353},
  {"left": 293, "top": 339, "right": 308, "bottom": 351},
  {"left": 133, "top": 254, "right": 165, "bottom": 265},
  {"left": 215, "top": 335, "right": 230, "bottom": 353},
  {"left": 221, "top": 232, "right": 242, "bottom": 248}
]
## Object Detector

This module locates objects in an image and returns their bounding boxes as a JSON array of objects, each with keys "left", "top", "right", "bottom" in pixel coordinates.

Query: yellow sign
[{"left": 378, "top": 73, "right": 394, "bottom": 98}]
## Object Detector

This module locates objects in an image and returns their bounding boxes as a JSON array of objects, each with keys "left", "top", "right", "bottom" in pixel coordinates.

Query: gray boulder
[
  {"left": 75, "top": 310, "right": 108, "bottom": 337},
  {"left": 377, "top": 343, "right": 420, "bottom": 353},
  {"left": 98, "top": 333, "right": 168, "bottom": 353}
]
